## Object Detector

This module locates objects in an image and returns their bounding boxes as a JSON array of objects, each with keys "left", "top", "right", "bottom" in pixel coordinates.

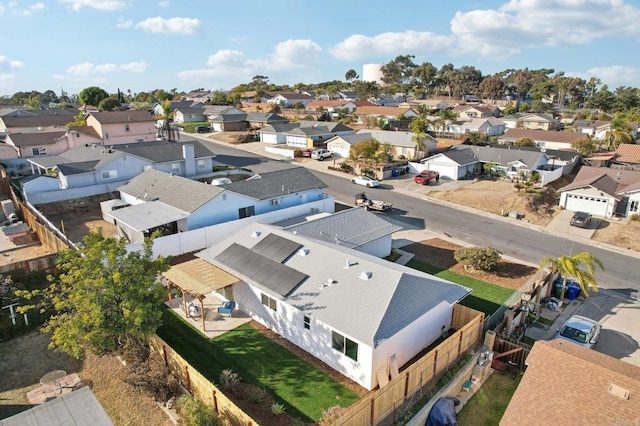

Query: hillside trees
[{"left": 78, "top": 86, "right": 109, "bottom": 107}]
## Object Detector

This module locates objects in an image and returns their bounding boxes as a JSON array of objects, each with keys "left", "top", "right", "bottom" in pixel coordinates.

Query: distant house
[
  {"left": 558, "top": 166, "right": 640, "bottom": 217},
  {"left": 184, "top": 90, "right": 213, "bottom": 103},
  {"left": 354, "top": 106, "right": 418, "bottom": 124},
  {"left": 151, "top": 100, "right": 205, "bottom": 116},
  {"left": 355, "top": 129, "right": 437, "bottom": 160},
  {"left": 173, "top": 107, "right": 207, "bottom": 124},
  {"left": 194, "top": 222, "right": 471, "bottom": 390},
  {"left": 336, "top": 90, "right": 358, "bottom": 101},
  {"left": 448, "top": 117, "right": 506, "bottom": 137},
  {"left": 245, "top": 112, "right": 288, "bottom": 129},
  {"left": 410, "top": 99, "right": 449, "bottom": 111},
  {"left": 500, "top": 113, "right": 560, "bottom": 131},
  {"left": 499, "top": 129, "right": 585, "bottom": 150},
  {"left": 501, "top": 340, "right": 640, "bottom": 426},
  {"left": 4, "top": 131, "right": 69, "bottom": 158},
  {"left": 258, "top": 121, "right": 355, "bottom": 148},
  {"left": 111, "top": 167, "right": 330, "bottom": 243},
  {"left": 306, "top": 100, "right": 358, "bottom": 114},
  {"left": 0, "top": 110, "right": 75, "bottom": 135},
  {"left": 204, "top": 106, "right": 247, "bottom": 132},
  {"left": 452, "top": 104, "right": 500, "bottom": 121},
  {"left": 85, "top": 111, "right": 157, "bottom": 145},
  {"left": 326, "top": 133, "right": 375, "bottom": 158},
  {"left": 266, "top": 92, "right": 313, "bottom": 107},
  {"left": 612, "top": 143, "right": 640, "bottom": 167}
]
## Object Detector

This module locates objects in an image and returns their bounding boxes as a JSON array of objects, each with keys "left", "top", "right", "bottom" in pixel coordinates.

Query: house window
[
  {"left": 31, "top": 147, "right": 47, "bottom": 156},
  {"left": 303, "top": 316, "right": 310, "bottom": 330},
  {"left": 171, "top": 163, "right": 180, "bottom": 174},
  {"left": 331, "top": 331, "right": 358, "bottom": 361},
  {"left": 238, "top": 206, "right": 255, "bottom": 219},
  {"left": 197, "top": 159, "right": 206, "bottom": 169},
  {"left": 138, "top": 165, "right": 152, "bottom": 174},
  {"left": 125, "top": 124, "right": 130, "bottom": 132},
  {"left": 101, "top": 170, "right": 118, "bottom": 180},
  {"left": 261, "top": 293, "right": 277, "bottom": 311}
]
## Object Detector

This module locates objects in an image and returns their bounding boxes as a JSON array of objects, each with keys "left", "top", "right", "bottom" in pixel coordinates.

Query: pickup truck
[
  {"left": 355, "top": 192, "right": 392, "bottom": 212},
  {"left": 414, "top": 170, "right": 440, "bottom": 185}
]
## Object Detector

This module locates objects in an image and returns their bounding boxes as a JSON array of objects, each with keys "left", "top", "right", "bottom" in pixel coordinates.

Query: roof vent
[
  {"left": 251, "top": 230, "right": 261, "bottom": 238},
  {"left": 608, "top": 383, "right": 630, "bottom": 400},
  {"left": 320, "top": 278, "right": 335, "bottom": 290},
  {"left": 359, "top": 271, "right": 372, "bottom": 280},
  {"left": 297, "top": 248, "right": 309, "bottom": 256},
  {"left": 345, "top": 259, "right": 350, "bottom": 269}
]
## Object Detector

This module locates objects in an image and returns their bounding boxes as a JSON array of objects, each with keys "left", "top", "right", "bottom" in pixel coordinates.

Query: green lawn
[
  {"left": 157, "top": 306, "right": 359, "bottom": 422},
  {"left": 456, "top": 372, "right": 521, "bottom": 425},
  {"left": 406, "top": 259, "right": 514, "bottom": 315}
]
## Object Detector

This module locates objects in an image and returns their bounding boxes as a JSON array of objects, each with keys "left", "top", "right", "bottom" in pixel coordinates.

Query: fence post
[
  {"left": 457, "top": 331, "right": 463, "bottom": 357},
  {"left": 433, "top": 351, "right": 438, "bottom": 377},
  {"left": 184, "top": 365, "right": 191, "bottom": 391},
  {"left": 212, "top": 388, "right": 219, "bottom": 414},
  {"left": 404, "top": 373, "right": 410, "bottom": 402},
  {"left": 162, "top": 345, "right": 168, "bottom": 366},
  {"left": 370, "top": 397, "right": 375, "bottom": 426}
]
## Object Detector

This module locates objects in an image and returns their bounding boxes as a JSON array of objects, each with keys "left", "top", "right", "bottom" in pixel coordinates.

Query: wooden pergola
[{"left": 162, "top": 258, "right": 239, "bottom": 331}]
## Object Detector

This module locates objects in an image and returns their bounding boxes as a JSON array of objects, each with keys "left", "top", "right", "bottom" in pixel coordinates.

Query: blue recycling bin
[
  {"left": 566, "top": 281, "right": 581, "bottom": 300},
  {"left": 392, "top": 169, "right": 399, "bottom": 177}
]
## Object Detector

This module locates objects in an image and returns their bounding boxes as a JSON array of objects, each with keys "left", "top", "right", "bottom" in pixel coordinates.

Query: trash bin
[
  {"left": 553, "top": 280, "right": 564, "bottom": 299},
  {"left": 566, "top": 281, "right": 581, "bottom": 300},
  {"left": 392, "top": 169, "right": 399, "bottom": 177}
]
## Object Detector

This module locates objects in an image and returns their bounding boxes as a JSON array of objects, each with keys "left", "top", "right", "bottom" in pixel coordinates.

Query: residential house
[
  {"left": 258, "top": 121, "right": 355, "bottom": 148},
  {"left": 306, "top": 100, "right": 358, "bottom": 115},
  {"left": 612, "top": 143, "right": 640, "bottom": 168},
  {"left": 204, "top": 106, "right": 247, "bottom": 132},
  {"left": 450, "top": 117, "right": 506, "bottom": 137},
  {"left": 354, "top": 106, "right": 418, "bottom": 125},
  {"left": 336, "top": 90, "right": 358, "bottom": 101},
  {"left": 410, "top": 99, "right": 449, "bottom": 111},
  {"left": 558, "top": 166, "right": 640, "bottom": 217},
  {"left": 111, "top": 167, "right": 329, "bottom": 243},
  {"left": 245, "top": 112, "right": 289, "bottom": 129},
  {"left": 173, "top": 107, "right": 207, "bottom": 124},
  {"left": 355, "top": 129, "right": 437, "bottom": 160},
  {"left": 151, "top": 100, "right": 205, "bottom": 116},
  {"left": 576, "top": 120, "right": 640, "bottom": 141},
  {"left": 501, "top": 340, "right": 640, "bottom": 426},
  {"left": 85, "top": 111, "right": 157, "bottom": 145},
  {"left": 0, "top": 111, "right": 75, "bottom": 135},
  {"left": 326, "top": 133, "right": 375, "bottom": 158},
  {"left": 184, "top": 90, "right": 213, "bottom": 103},
  {"left": 481, "top": 98, "right": 518, "bottom": 111},
  {"left": 501, "top": 113, "right": 560, "bottom": 130},
  {"left": 194, "top": 222, "right": 471, "bottom": 390},
  {"left": 266, "top": 92, "right": 313, "bottom": 107},
  {"left": 420, "top": 145, "right": 550, "bottom": 181},
  {"left": 499, "top": 128, "right": 585, "bottom": 150},
  {"left": 283, "top": 207, "right": 402, "bottom": 258},
  {"left": 4, "top": 131, "right": 69, "bottom": 158},
  {"left": 452, "top": 104, "right": 500, "bottom": 121}
]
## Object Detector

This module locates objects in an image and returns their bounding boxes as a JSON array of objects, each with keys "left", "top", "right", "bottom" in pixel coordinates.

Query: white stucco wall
[{"left": 356, "top": 235, "right": 392, "bottom": 258}]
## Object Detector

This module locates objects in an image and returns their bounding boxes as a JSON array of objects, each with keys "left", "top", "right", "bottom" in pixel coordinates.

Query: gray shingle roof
[
  {"left": 223, "top": 167, "right": 328, "bottom": 200},
  {"left": 2, "top": 115, "right": 72, "bottom": 128},
  {"left": 196, "top": 223, "right": 470, "bottom": 347},
  {"left": 118, "top": 169, "right": 224, "bottom": 212},
  {"left": 7, "top": 131, "right": 66, "bottom": 147},
  {"left": 284, "top": 207, "right": 402, "bottom": 249},
  {"left": 356, "top": 129, "right": 436, "bottom": 147},
  {"left": 435, "top": 148, "right": 479, "bottom": 166},
  {"left": 327, "top": 133, "right": 373, "bottom": 146},
  {"left": 89, "top": 110, "right": 155, "bottom": 124},
  {"left": 245, "top": 112, "right": 288, "bottom": 123},
  {"left": 115, "top": 140, "right": 215, "bottom": 162}
]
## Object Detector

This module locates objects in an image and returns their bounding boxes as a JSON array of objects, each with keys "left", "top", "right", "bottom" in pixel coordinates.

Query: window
[
  {"left": 138, "top": 165, "right": 152, "bottom": 174},
  {"left": 31, "top": 147, "right": 47, "bottom": 156},
  {"left": 238, "top": 206, "right": 255, "bottom": 219},
  {"left": 261, "top": 293, "right": 277, "bottom": 311},
  {"left": 101, "top": 169, "right": 118, "bottom": 180},
  {"left": 197, "top": 159, "right": 206, "bottom": 169},
  {"left": 331, "top": 331, "right": 358, "bottom": 361},
  {"left": 125, "top": 124, "right": 130, "bottom": 132},
  {"left": 105, "top": 133, "right": 109, "bottom": 139},
  {"left": 303, "top": 316, "right": 310, "bottom": 330},
  {"left": 171, "top": 163, "right": 180, "bottom": 174}
]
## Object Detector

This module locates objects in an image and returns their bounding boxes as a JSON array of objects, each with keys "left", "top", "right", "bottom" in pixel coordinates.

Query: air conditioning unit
[{"left": 271, "top": 199, "right": 280, "bottom": 206}]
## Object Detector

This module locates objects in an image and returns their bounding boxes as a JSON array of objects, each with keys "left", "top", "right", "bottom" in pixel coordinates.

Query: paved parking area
[{"left": 545, "top": 209, "right": 600, "bottom": 239}]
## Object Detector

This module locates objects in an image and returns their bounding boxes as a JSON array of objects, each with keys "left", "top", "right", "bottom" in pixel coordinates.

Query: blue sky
[{"left": 1, "top": 0, "right": 639, "bottom": 97}]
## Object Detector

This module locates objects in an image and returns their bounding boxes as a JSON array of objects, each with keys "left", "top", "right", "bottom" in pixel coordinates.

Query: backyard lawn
[
  {"left": 456, "top": 371, "right": 521, "bottom": 425},
  {"left": 406, "top": 259, "right": 515, "bottom": 315},
  {"left": 157, "top": 306, "right": 359, "bottom": 423}
]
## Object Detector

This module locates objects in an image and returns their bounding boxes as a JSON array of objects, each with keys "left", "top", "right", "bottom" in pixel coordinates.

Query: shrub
[
  {"left": 124, "top": 353, "right": 180, "bottom": 403},
  {"left": 630, "top": 213, "right": 640, "bottom": 221},
  {"left": 246, "top": 387, "right": 266, "bottom": 404},
  {"left": 454, "top": 246, "right": 500, "bottom": 273},
  {"left": 175, "top": 394, "right": 221, "bottom": 426},
  {"left": 320, "top": 405, "right": 348, "bottom": 425},
  {"left": 340, "top": 162, "right": 353, "bottom": 173},
  {"left": 219, "top": 369, "right": 240, "bottom": 389},
  {"left": 271, "top": 402, "right": 286, "bottom": 416}
]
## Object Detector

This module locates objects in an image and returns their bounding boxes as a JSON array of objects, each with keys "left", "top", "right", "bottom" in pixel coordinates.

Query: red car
[{"left": 414, "top": 170, "right": 440, "bottom": 185}]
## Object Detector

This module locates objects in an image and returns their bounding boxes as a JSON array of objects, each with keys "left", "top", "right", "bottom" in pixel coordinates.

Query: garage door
[
  {"left": 564, "top": 194, "right": 609, "bottom": 216},
  {"left": 424, "top": 163, "right": 458, "bottom": 180},
  {"left": 328, "top": 145, "right": 350, "bottom": 158}
]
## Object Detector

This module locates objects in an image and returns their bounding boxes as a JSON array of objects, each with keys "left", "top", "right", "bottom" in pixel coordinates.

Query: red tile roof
[{"left": 614, "top": 143, "right": 640, "bottom": 164}]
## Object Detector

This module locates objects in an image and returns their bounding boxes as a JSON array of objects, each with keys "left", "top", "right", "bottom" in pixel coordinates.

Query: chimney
[{"left": 182, "top": 144, "right": 196, "bottom": 177}]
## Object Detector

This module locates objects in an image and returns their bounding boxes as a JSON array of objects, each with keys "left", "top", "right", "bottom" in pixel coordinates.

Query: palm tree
[
  {"left": 604, "top": 116, "right": 633, "bottom": 150},
  {"left": 434, "top": 108, "right": 456, "bottom": 137},
  {"left": 539, "top": 252, "right": 604, "bottom": 299}
]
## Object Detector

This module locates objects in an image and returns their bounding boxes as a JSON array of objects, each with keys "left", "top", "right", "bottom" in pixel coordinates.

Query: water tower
[{"left": 362, "top": 63, "right": 384, "bottom": 85}]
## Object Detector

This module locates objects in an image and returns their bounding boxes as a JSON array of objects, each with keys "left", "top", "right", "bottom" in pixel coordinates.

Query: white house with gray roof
[
  {"left": 356, "top": 129, "right": 437, "bottom": 159},
  {"left": 258, "top": 121, "right": 355, "bottom": 148},
  {"left": 196, "top": 222, "right": 471, "bottom": 390},
  {"left": 283, "top": 207, "right": 402, "bottom": 257},
  {"left": 111, "top": 167, "right": 331, "bottom": 243}
]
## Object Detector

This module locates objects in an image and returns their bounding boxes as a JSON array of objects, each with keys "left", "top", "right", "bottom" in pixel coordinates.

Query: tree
[
  {"left": 17, "top": 230, "right": 170, "bottom": 359},
  {"left": 478, "top": 74, "right": 505, "bottom": 100},
  {"left": 66, "top": 112, "right": 87, "bottom": 128},
  {"left": 464, "top": 131, "right": 487, "bottom": 145},
  {"left": 502, "top": 102, "right": 518, "bottom": 116},
  {"left": 380, "top": 55, "right": 417, "bottom": 99},
  {"left": 513, "top": 137, "right": 536, "bottom": 147},
  {"left": 571, "top": 138, "right": 598, "bottom": 157},
  {"left": 349, "top": 137, "right": 391, "bottom": 164},
  {"left": 413, "top": 62, "right": 438, "bottom": 96},
  {"left": 98, "top": 97, "right": 121, "bottom": 111},
  {"left": 78, "top": 86, "right": 109, "bottom": 107},
  {"left": 604, "top": 115, "right": 633, "bottom": 150},
  {"left": 345, "top": 69, "right": 358, "bottom": 83},
  {"left": 539, "top": 252, "right": 604, "bottom": 298},
  {"left": 454, "top": 246, "right": 500, "bottom": 273},
  {"left": 23, "top": 96, "right": 41, "bottom": 110}
]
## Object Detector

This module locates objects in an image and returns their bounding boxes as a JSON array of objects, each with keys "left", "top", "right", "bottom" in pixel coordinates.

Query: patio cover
[
  {"left": 108, "top": 201, "right": 189, "bottom": 232},
  {"left": 163, "top": 258, "right": 239, "bottom": 297}
]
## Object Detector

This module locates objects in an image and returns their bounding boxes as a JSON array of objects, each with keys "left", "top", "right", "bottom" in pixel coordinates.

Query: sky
[{"left": 1, "top": 0, "right": 639, "bottom": 97}]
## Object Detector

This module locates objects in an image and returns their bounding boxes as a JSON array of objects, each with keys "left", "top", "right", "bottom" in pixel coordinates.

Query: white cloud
[
  {"left": 135, "top": 16, "right": 201, "bottom": 35},
  {"left": 265, "top": 39, "right": 322, "bottom": 70},
  {"left": 59, "top": 0, "right": 130, "bottom": 11},
  {"left": 0, "top": 56, "right": 24, "bottom": 70},
  {"left": 206, "top": 50, "right": 244, "bottom": 67},
  {"left": 66, "top": 61, "right": 149, "bottom": 76},
  {"left": 158, "top": 0, "right": 169, "bottom": 7},
  {"left": 330, "top": 31, "right": 455, "bottom": 61},
  {"left": 116, "top": 17, "right": 132, "bottom": 28},
  {"left": 17, "top": 2, "right": 46, "bottom": 16},
  {"left": 567, "top": 65, "right": 640, "bottom": 89}
]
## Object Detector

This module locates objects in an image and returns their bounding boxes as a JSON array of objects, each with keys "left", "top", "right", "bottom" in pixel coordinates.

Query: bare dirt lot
[{"left": 403, "top": 238, "right": 537, "bottom": 290}]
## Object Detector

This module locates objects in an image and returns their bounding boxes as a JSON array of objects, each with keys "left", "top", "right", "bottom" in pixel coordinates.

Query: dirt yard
[{"left": 403, "top": 238, "right": 538, "bottom": 290}]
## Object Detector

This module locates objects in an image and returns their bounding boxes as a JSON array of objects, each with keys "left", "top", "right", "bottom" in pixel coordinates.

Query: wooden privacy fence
[
  {"left": 0, "top": 253, "right": 57, "bottom": 274},
  {"left": 334, "top": 305, "right": 484, "bottom": 426},
  {"left": 493, "top": 334, "right": 532, "bottom": 370},
  {"left": 149, "top": 335, "right": 259, "bottom": 426}
]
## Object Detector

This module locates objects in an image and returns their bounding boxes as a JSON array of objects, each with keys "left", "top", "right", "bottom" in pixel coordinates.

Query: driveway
[{"left": 545, "top": 209, "right": 601, "bottom": 239}]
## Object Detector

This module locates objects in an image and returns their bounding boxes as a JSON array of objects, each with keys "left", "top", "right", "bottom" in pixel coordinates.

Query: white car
[
  {"left": 554, "top": 315, "right": 601, "bottom": 349},
  {"left": 351, "top": 176, "right": 380, "bottom": 188}
]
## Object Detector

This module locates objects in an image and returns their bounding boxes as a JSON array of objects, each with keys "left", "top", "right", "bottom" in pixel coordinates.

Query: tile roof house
[
  {"left": 111, "top": 167, "right": 330, "bottom": 243},
  {"left": 85, "top": 111, "right": 157, "bottom": 145},
  {"left": 499, "top": 128, "right": 585, "bottom": 150},
  {"left": 257, "top": 121, "right": 355, "bottom": 148},
  {"left": 195, "top": 222, "right": 471, "bottom": 390},
  {"left": 558, "top": 165, "right": 640, "bottom": 217},
  {"left": 501, "top": 340, "right": 640, "bottom": 426},
  {"left": 283, "top": 207, "right": 402, "bottom": 257},
  {"left": 355, "top": 129, "right": 437, "bottom": 160},
  {"left": 452, "top": 104, "right": 500, "bottom": 120},
  {"left": 612, "top": 143, "right": 640, "bottom": 166},
  {"left": 354, "top": 106, "right": 419, "bottom": 123}
]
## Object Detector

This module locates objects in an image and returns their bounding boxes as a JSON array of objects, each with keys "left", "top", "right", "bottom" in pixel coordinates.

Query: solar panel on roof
[
  {"left": 215, "top": 243, "right": 308, "bottom": 297},
  {"left": 251, "top": 233, "right": 302, "bottom": 263}
]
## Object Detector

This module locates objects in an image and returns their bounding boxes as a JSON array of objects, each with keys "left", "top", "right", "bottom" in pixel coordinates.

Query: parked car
[
  {"left": 555, "top": 315, "right": 601, "bottom": 349},
  {"left": 351, "top": 176, "right": 380, "bottom": 188},
  {"left": 195, "top": 125, "right": 211, "bottom": 133},
  {"left": 311, "top": 149, "right": 333, "bottom": 161},
  {"left": 570, "top": 211, "right": 592, "bottom": 228},
  {"left": 414, "top": 170, "right": 440, "bottom": 185}
]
